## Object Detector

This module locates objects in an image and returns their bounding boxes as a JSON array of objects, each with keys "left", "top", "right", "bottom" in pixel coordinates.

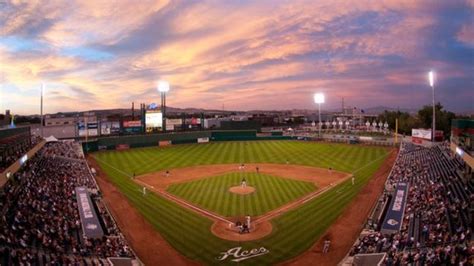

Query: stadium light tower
[
  {"left": 428, "top": 71, "right": 435, "bottom": 142},
  {"left": 313, "top": 93, "right": 325, "bottom": 137},
  {"left": 158, "top": 80, "right": 170, "bottom": 133},
  {"left": 40, "top": 83, "right": 44, "bottom": 137}
]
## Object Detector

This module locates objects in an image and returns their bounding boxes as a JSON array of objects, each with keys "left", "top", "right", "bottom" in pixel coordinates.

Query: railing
[
  {"left": 338, "top": 142, "right": 402, "bottom": 265},
  {"left": 84, "top": 156, "right": 143, "bottom": 265},
  {"left": 0, "top": 139, "right": 46, "bottom": 187}
]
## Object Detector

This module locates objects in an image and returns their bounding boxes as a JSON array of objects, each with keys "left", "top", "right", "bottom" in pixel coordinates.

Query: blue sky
[{"left": 0, "top": 0, "right": 472, "bottom": 115}]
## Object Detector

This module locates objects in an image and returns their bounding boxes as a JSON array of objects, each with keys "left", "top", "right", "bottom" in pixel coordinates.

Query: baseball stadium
[
  {"left": 1, "top": 121, "right": 473, "bottom": 265},
  {"left": 1, "top": 1, "right": 473, "bottom": 265}
]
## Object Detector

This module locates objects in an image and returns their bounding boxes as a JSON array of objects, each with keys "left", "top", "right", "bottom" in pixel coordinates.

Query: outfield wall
[
  {"left": 210, "top": 130, "right": 291, "bottom": 141},
  {"left": 290, "top": 133, "right": 398, "bottom": 146},
  {"left": 83, "top": 130, "right": 292, "bottom": 152},
  {"left": 90, "top": 131, "right": 211, "bottom": 150}
]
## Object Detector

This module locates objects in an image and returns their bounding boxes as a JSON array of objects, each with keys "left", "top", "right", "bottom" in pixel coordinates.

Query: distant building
[
  {"left": 0, "top": 110, "right": 10, "bottom": 128},
  {"left": 45, "top": 115, "right": 76, "bottom": 126}
]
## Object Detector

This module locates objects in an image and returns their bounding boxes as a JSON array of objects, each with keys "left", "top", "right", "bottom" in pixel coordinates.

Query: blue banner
[
  {"left": 75, "top": 187, "right": 104, "bottom": 238},
  {"left": 381, "top": 182, "right": 409, "bottom": 234}
]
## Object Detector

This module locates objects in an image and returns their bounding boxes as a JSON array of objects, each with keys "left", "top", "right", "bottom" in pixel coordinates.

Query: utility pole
[
  {"left": 40, "top": 83, "right": 44, "bottom": 137},
  {"left": 342, "top": 97, "right": 345, "bottom": 114}
]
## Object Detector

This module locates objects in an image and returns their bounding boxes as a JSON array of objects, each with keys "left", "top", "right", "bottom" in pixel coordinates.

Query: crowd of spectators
[
  {"left": 350, "top": 142, "right": 473, "bottom": 265},
  {"left": 0, "top": 141, "right": 134, "bottom": 265},
  {"left": 0, "top": 135, "right": 43, "bottom": 173},
  {"left": 41, "top": 141, "right": 83, "bottom": 160}
]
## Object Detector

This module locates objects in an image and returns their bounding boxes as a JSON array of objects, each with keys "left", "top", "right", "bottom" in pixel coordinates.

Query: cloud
[{"left": 0, "top": 0, "right": 472, "bottom": 115}]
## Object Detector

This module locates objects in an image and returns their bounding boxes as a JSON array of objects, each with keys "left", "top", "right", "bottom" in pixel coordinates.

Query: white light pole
[
  {"left": 428, "top": 71, "right": 435, "bottom": 142},
  {"left": 40, "top": 83, "right": 44, "bottom": 137},
  {"left": 158, "top": 80, "right": 170, "bottom": 132},
  {"left": 313, "top": 93, "right": 325, "bottom": 137}
]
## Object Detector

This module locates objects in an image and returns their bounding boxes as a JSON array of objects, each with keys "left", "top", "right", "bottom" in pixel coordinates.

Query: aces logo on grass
[{"left": 216, "top": 246, "right": 270, "bottom": 262}]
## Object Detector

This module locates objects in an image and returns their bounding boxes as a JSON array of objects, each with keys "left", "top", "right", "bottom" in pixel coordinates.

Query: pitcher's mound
[{"left": 229, "top": 186, "right": 255, "bottom": 195}]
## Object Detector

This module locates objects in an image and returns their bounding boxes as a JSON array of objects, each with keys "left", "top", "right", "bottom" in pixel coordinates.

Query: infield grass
[
  {"left": 167, "top": 172, "right": 316, "bottom": 217},
  {"left": 94, "top": 140, "right": 392, "bottom": 265}
]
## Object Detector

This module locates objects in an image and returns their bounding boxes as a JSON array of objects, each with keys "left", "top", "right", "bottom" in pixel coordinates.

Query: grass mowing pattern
[
  {"left": 167, "top": 172, "right": 316, "bottom": 217},
  {"left": 95, "top": 140, "right": 388, "bottom": 175},
  {"left": 94, "top": 141, "right": 391, "bottom": 265}
]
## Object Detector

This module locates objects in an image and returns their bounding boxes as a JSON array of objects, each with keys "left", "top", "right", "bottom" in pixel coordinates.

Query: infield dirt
[
  {"left": 135, "top": 163, "right": 351, "bottom": 242},
  {"left": 89, "top": 149, "right": 396, "bottom": 266},
  {"left": 87, "top": 156, "right": 197, "bottom": 266},
  {"left": 280, "top": 148, "right": 397, "bottom": 266}
]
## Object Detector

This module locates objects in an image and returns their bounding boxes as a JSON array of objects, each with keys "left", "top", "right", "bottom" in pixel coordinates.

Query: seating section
[
  {"left": 0, "top": 134, "right": 42, "bottom": 172},
  {"left": 0, "top": 141, "right": 134, "bottom": 265},
  {"left": 351, "top": 142, "right": 473, "bottom": 265}
]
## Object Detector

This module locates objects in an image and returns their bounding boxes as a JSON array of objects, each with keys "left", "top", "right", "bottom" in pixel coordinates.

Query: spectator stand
[
  {"left": 1, "top": 133, "right": 45, "bottom": 188},
  {"left": 0, "top": 141, "right": 140, "bottom": 265},
  {"left": 341, "top": 142, "right": 473, "bottom": 265}
]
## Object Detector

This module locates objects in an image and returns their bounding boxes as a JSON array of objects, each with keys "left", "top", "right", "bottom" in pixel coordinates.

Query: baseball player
[{"left": 241, "top": 177, "right": 247, "bottom": 188}]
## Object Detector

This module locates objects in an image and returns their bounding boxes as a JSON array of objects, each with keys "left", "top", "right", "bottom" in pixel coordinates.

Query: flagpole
[
  {"left": 40, "top": 83, "right": 44, "bottom": 137},
  {"left": 85, "top": 115, "right": 89, "bottom": 152},
  {"left": 395, "top": 118, "right": 398, "bottom": 144}
]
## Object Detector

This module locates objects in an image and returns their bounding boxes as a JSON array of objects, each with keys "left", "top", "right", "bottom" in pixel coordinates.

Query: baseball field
[{"left": 91, "top": 140, "right": 394, "bottom": 265}]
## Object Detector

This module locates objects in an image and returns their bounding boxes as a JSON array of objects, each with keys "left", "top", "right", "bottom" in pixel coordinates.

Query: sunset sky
[{"left": 0, "top": 0, "right": 473, "bottom": 115}]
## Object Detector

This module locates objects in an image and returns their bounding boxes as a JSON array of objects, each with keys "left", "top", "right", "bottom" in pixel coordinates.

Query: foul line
[
  {"left": 134, "top": 179, "right": 233, "bottom": 224},
  {"left": 93, "top": 152, "right": 393, "bottom": 226},
  {"left": 351, "top": 150, "right": 394, "bottom": 175},
  {"left": 94, "top": 155, "right": 232, "bottom": 224},
  {"left": 253, "top": 150, "right": 394, "bottom": 223},
  {"left": 92, "top": 156, "right": 133, "bottom": 178},
  {"left": 253, "top": 174, "right": 351, "bottom": 223}
]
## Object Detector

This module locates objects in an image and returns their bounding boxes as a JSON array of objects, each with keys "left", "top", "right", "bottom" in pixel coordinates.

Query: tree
[
  {"left": 377, "top": 110, "right": 421, "bottom": 135},
  {"left": 377, "top": 103, "right": 458, "bottom": 138},
  {"left": 14, "top": 116, "right": 41, "bottom": 124},
  {"left": 417, "top": 102, "right": 455, "bottom": 137}
]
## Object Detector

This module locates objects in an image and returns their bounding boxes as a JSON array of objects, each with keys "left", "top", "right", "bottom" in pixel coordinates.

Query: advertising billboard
[
  {"left": 78, "top": 122, "right": 85, "bottom": 136},
  {"left": 412, "top": 129, "right": 432, "bottom": 140},
  {"left": 197, "top": 137, "right": 210, "bottom": 143},
  {"left": 101, "top": 122, "right": 111, "bottom": 135},
  {"left": 167, "top": 119, "right": 182, "bottom": 125},
  {"left": 146, "top": 112, "right": 162, "bottom": 128},
  {"left": 165, "top": 118, "right": 182, "bottom": 131},
  {"left": 78, "top": 122, "right": 98, "bottom": 137},
  {"left": 101, "top": 122, "right": 120, "bottom": 135},
  {"left": 123, "top": 120, "right": 142, "bottom": 128},
  {"left": 122, "top": 120, "right": 142, "bottom": 134},
  {"left": 110, "top": 122, "right": 120, "bottom": 134}
]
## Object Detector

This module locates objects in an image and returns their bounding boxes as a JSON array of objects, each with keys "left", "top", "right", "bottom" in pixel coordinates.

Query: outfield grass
[
  {"left": 167, "top": 172, "right": 316, "bottom": 217},
  {"left": 94, "top": 140, "right": 391, "bottom": 265}
]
